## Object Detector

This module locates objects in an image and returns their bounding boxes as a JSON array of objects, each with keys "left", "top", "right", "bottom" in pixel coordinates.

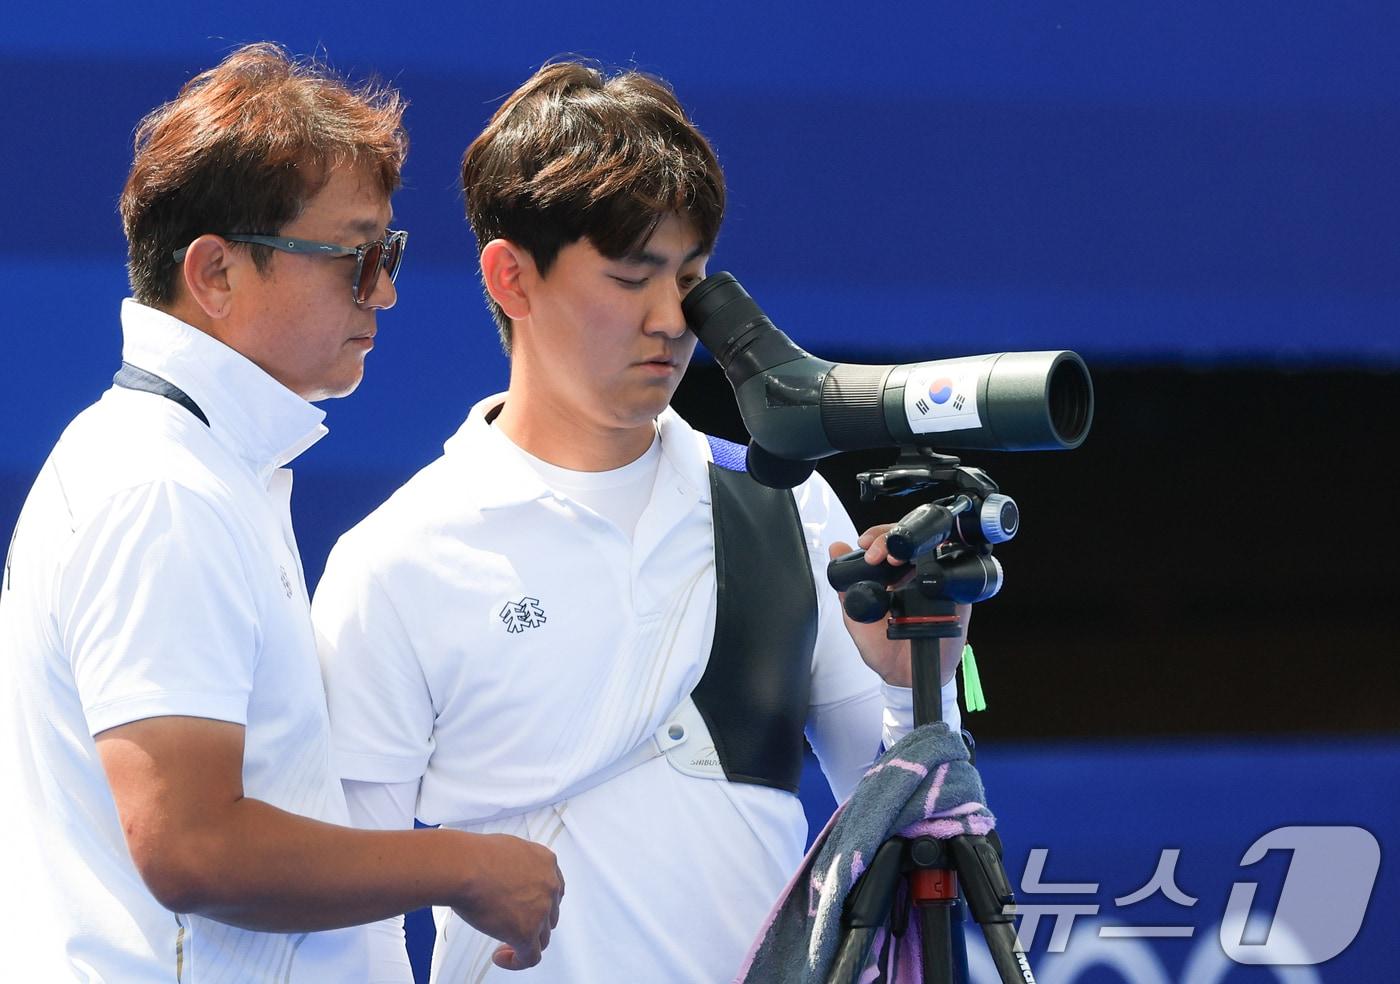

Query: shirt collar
[
  {"left": 119, "top": 299, "right": 328, "bottom": 481},
  {"left": 444, "top": 394, "right": 714, "bottom": 510},
  {"left": 654, "top": 404, "right": 712, "bottom": 503}
]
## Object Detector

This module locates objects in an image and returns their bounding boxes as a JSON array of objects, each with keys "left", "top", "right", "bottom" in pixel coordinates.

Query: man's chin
[
  {"left": 307, "top": 368, "right": 365, "bottom": 403},
  {"left": 608, "top": 397, "right": 673, "bottom": 432},
  {"left": 642, "top": 390, "right": 682, "bottom": 422}
]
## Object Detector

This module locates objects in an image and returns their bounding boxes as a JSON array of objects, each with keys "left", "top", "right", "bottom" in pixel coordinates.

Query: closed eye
[{"left": 610, "top": 275, "right": 648, "bottom": 288}]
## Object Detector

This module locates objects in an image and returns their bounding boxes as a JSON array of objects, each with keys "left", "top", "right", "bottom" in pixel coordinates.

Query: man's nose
[
  {"left": 362, "top": 266, "right": 397, "bottom": 312},
  {"left": 644, "top": 284, "right": 687, "bottom": 338}
]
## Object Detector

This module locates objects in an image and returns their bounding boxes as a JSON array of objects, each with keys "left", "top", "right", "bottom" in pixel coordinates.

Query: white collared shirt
[
  {"left": 0, "top": 301, "right": 367, "bottom": 982},
  {"left": 511, "top": 430, "right": 663, "bottom": 542},
  {"left": 313, "top": 394, "right": 956, "bottom": 983}
]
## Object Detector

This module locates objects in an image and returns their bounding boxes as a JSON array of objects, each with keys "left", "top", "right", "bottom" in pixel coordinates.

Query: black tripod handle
[{"left": 827, "top": 548, "right": 907, "bottom": 592}]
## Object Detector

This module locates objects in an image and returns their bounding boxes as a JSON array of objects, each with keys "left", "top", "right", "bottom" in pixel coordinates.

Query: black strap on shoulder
[
  {"left": 113, "top": 362, "right": 209, "bottom": 426},
  {"left": 691, "top": 436, "right": 818, "bottom": 793}
]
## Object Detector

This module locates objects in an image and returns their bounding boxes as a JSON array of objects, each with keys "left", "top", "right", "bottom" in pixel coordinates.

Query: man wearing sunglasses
[
  {"left": 0, "top": 44, "right": 562, "bottom": 982},
  {"left": 313, "top": 61, "right": 967, "bottom": 982}
]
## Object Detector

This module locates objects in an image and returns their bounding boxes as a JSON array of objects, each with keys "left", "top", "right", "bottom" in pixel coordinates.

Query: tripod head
[{"left": 827, "top": 447, "right": 1016, "bottom": 632}]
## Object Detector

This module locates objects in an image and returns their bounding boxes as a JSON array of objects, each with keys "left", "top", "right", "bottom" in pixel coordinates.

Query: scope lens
[{"left": 1047, "top": 358, "right": 1093, "bottom": 446}]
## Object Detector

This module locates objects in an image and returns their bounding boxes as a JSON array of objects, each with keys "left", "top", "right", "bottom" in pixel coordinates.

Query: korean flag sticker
[{"left": 905, "top": 361, "right": 983, "bottom": 434}]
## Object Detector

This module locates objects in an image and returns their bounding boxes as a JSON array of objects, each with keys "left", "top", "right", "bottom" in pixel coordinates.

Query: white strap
[
  {"left": 558, "top": 696, "right": 726, "bottom": 792},
  {"left": 445, "top": 698, "right": 724, "bottom": 827}
]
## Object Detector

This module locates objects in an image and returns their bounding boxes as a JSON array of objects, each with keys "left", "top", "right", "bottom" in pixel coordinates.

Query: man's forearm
[
  {"left": 97, "top": 715, "right": 558, "bottom": 947},
  {"left": 167, "top": 798, "right": 483, "bottom": 932}
]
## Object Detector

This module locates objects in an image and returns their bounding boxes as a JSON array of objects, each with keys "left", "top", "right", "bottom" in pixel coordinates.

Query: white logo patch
[{"left": 500, "top": 597, "right": 547, "bottom": 633}]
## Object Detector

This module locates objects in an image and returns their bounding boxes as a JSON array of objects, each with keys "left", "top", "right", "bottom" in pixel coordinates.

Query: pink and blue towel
[{"left": 734, "top": 723, "right": 996, "bottom": 983}]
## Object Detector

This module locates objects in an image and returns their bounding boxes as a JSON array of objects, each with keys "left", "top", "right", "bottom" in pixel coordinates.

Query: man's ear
[
  {"left": 480, "top": 239, "right": 532, "bottom": 321},
  {"left": 177, "top": 235, "right": 237, "bottom": 321}
]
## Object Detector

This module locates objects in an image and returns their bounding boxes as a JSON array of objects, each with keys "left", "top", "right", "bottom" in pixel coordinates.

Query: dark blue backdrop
[
  {"left": 5, "top": 2, "right": 1400, "bottom": 482},
  {"left": 4, "top": 6, "right": 1397, "bottom": 981}
]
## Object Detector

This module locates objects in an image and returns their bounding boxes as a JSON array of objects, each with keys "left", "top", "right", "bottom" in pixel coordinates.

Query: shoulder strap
[{"left": 113, "top": 362, "right": 209, "bottom": 426}]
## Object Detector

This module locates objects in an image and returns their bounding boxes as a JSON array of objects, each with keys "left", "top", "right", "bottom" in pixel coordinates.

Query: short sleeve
[
  {"left": 56, "top": 481, "right": 258, "bottom": 736},
  {"left": 312, "top": 533, "right": 436, "bottom": 785}
]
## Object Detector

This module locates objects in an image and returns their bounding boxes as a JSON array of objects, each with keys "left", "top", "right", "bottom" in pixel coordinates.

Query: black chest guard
[{"left": 691, "top": 436, "right": 819, "bottom": 794}]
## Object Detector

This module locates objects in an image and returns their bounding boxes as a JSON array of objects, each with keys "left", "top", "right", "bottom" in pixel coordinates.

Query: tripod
[{"left": 824, "top": 448, "right": 1037, "bottom": 984}]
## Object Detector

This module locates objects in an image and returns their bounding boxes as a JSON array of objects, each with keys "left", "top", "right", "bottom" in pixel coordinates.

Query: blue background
[
  {"left": 5, "top": 2, "right": 1399, "bottom": 481},
  {"left": 3, "top": 5, "right": 1396, "bottom": 981}
]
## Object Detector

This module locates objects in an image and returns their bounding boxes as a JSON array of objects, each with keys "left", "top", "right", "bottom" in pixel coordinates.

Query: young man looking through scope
[{"left": 312, "top": 59, "right": 968, "bottom": 982}]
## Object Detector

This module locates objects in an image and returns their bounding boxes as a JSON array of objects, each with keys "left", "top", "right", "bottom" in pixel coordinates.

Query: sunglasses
[{"left": 172, "top": 230, "right": 408, "bottom": 305}]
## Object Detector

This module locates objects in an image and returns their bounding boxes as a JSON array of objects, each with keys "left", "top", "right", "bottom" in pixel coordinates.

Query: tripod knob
[
  {"left": 971, "top": 493, "right": 1019, "bottom": 544},
  {"left": 843, "top": 581, "right": 891, "bottom": 623}
]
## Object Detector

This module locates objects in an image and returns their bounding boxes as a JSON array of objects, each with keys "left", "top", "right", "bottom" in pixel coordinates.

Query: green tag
[{"left": 961, "top": 643, "right": 986, "bottom": 712}]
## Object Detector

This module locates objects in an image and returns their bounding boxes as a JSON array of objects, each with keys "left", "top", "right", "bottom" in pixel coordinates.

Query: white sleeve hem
[
  {"left": 335, "top": 748, "right": 433, "bottom": 785},
  {"left": 85, "top": 693, "right": 248, "bottom": 737}
]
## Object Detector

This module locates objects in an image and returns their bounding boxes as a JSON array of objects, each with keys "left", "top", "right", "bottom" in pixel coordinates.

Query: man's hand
[
  {"left": 828, "top": 524, "right": 969, "bottom": 689},
  {"left": 452, "top": 834, "right": 565, "bottom": 971}
]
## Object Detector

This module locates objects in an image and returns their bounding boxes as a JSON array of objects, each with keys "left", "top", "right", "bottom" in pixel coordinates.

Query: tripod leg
[
  {"left": 827, "top": 839, "right": 907, "bottom": 984},
  {"left": 910, "top": 899, "right": 972, "bottom": 983},
  {"left": 909, "top": 839, "right": 960, "bottom": 984},
  {"left": 918, "top": 902, "right": 956, "bottom": 983},
  {"left": 948, "top": 835, "right": 1038, "bottom": 984},
  {"left": 950, "top": 897, "right": 970, "bottom": 983}
]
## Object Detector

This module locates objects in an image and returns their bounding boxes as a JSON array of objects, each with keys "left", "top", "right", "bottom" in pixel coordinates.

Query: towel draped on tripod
[{"left": 733, "top": 723, "right": 996, "bottom": 983}]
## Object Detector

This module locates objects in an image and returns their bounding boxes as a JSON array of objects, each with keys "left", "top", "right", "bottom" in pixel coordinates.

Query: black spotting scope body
[{"left": 681, "top": 273, "right": 1095, "bottom": 488}]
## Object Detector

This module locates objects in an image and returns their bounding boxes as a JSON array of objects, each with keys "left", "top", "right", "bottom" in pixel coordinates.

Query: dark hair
[
  {"left": 120, "top": 43, "right": 408, "bottom": 307},
  {"left": 461, "top": 60, "right": 726, "bottom": 353}
]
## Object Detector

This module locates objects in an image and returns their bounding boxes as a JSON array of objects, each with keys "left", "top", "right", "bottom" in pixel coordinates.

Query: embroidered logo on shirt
[
  {"left": 279, "top": 565, "right": 294, "bottom": 599},
  {"left": 500, "top": 597, "right": 547, "bottom": 633}
]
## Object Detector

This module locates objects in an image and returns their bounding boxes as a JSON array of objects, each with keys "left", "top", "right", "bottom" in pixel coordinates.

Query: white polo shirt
[
  {"left": 313, "top": 395, "right": 958, "bottom": 983},
  {"left": 0, "top": 301, "right": 367, "bottom": 982}
]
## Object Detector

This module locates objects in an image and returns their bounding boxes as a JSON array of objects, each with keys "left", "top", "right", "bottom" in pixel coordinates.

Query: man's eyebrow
[
  {"left": 339, "top": 217, "right": 392, "bottom": 240},
  {"left": 621, "top": 243, "right": 708, "bottom": 267}
]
